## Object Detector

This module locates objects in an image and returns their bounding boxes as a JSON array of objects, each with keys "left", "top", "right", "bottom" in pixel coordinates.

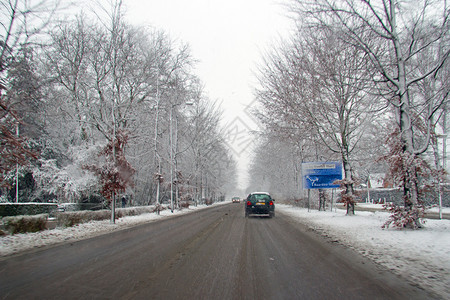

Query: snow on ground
[
  {"left": 276, "top": 204, "right": 450, "bottom": 300},
  {"left": 1, "top": 201, "right": 449, "bottom": 299}
]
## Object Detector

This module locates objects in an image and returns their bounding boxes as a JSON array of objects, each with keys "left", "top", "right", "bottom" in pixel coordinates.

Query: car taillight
[
  {"left": 269, "top": 201, "right": 273, "bottom": 206},
  {"left": 247, "top": 201, "right": 251, "bottom": 206}
]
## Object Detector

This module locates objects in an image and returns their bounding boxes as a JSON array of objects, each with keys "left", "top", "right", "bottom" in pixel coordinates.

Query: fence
[{"left": 357, "top": 187, "right": 450, "bottom": 207}]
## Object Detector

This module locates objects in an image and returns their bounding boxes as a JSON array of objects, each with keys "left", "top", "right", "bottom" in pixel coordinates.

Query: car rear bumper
[{"left": 245, "top": 207, "right": 274, "bottom": 215}]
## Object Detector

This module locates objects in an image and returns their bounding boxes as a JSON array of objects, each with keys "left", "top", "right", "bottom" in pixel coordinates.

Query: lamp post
[
  {"left": 437, "top": 134, "right": 447, "bottom": 220},
  {"left": 154, "top": 70, "right": 161, "bottom": 208},
  {"left": 169, "top": 105, "right": 174, "bottom": 212},
  {"left": 15, "top": 122, "right": 19, "bottom": 203},
  {"left": 111, "top": 98, "right": 117, "bottom": 224},
  {"left": 169, "top": 100, "right": 194, "bottom": 212}
]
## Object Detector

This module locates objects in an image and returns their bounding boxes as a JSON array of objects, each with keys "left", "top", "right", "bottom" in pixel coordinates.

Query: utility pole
[
  {"left": 154, "top": 71, "right": 161, "bottom": 207},
  {"left": 15, "top": 122, "right": 19, "bottom": 203},
  {"left": 169, "top": 99, "right": 194, "bottom": 212},
  {"left": 111, "top": 101, "right": 116, "bottom": 224},
  {"left": 170, "top": 105, "right": 174, "bottom": 213}
]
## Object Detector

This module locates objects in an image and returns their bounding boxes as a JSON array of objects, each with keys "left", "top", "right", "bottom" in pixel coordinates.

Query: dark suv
[{"left": 245, "top": 192, "right": 275, "bottom": 218}]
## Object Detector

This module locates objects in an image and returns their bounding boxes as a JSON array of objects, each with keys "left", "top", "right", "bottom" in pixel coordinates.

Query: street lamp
[
  {"left": 437, "top": 134, "right": 447, "bottom": 220},
  {"left": 15, "top": 122, "right": 19, "bottom": 203},
  {"left": 169, "top": 100, "right": 194, "bottom": 212}
]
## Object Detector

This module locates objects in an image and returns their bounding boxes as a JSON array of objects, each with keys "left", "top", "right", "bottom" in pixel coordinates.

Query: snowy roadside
[
  {"left": 276, "top": 204, "right": 450, "bottom": 300},
  {"left": 0, "top": 202, "right": 228, "bottom": 257}
]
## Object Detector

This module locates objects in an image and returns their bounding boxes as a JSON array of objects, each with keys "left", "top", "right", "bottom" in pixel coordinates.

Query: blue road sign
[{"left": 302, "top": 162, "right": 343, "bottom": 189}]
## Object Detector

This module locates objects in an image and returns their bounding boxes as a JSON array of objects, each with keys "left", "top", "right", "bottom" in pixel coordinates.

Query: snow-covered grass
[
  {"left": 1, "top": 201, "right": 449, "bottom": 299},
  {"left": 277, "top": 204, "right": 450, "bottom": 299}
]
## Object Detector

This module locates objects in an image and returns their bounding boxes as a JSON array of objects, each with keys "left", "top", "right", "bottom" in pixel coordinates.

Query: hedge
[
  {"left": 0, "top": 205, "right": 165, "bottom": 235},
  {"left": 0, "top": 203, "right": 58, "bottom": 217},
  {"left": 1, "top": 214, "right": 48, "bottom": 234},
  {"left": 55, "top": 206, "right": 163, "bottom": 227}
]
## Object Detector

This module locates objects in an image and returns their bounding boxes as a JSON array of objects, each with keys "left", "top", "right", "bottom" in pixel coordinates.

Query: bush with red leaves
[
  {"left": 382, "top": 203, "right": 426, "bottom": 229},
  {"left": 83, "top": 130, "right": 135, "bottom": 202},
  {"left": 381, "top": 128, "right": 443, "bottom": 229}
]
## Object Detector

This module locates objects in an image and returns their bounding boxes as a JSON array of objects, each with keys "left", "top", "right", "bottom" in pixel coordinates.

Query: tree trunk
[
  {"left": 342, "top": 151, "right": 355, "bottom": 215},
  {"left": 318, "top": 189, "right": 326, "bottom": 211},
  {"left": 390, "top": 1, "right": 420, "bottom": 209}
]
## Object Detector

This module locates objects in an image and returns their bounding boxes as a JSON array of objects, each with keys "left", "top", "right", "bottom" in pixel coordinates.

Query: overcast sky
[{"left": 122, "top": 0, "right": 293, "bottom": 190}]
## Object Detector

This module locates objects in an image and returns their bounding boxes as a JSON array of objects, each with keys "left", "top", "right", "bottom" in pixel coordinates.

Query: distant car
[
  {"left": 232, "top": 197, "right": 240, "bottom": 203},
  {"left": 245, "top": 192, "right": 275, "bottom": 218}
]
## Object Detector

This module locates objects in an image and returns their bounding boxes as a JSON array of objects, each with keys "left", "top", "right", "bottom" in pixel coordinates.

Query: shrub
[
  {"left": 55, "top": 206, "right": 160, "bottom": 227},
  {"left": 0, "top": 203, "right": 58, "bottom": 217},
  {"left": 382, "top": 204, "right": 426, "bottom": 229},
  {"left": 0, "top": 205, "right": 166, "bottom": 233},
  {"left": 180, "top": 201, "right": 190, "bottom": 209},
  {"left": 56, "top": 210, "right": 111, "bottom": 227},
  {"left": 117, "top": 206, "right": 160, "bottom": 216},
  {"left": 1, "top": 214, "right": 48, "bottom": 234}
]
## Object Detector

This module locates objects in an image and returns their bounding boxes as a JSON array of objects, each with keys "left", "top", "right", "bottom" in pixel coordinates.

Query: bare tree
[
  {"left": 0, "top": 0, "right": 61, "bottom": 189},
  {"left": 181, "top": 95, "right": 236, "bottom": 203},
  {"left": 1, "top": 0, "right": 61, "bottom": 75},
  {"left": 255, "top": 26, "right": 385, "bottom": 213},
  {"left": 4, "top": 0, "right": 237, "bottom": 206},
  {"left": 290, "top": 0, "right": 450, "bottom": 226},
  {"left": 43, "top": 15, "right": 94, "bottom": 144},
  {"left": 247, "top": 133, "right": 302, "bottom": 199}
]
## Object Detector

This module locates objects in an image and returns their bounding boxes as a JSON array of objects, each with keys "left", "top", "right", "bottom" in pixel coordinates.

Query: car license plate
[{"left": 256, "top": 202, "right": 265, "bottom": 205}]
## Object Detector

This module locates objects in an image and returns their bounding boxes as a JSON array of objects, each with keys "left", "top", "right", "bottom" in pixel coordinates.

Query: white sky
[{"left": 122, "top": 0, "right": 293, "bottom": 190}]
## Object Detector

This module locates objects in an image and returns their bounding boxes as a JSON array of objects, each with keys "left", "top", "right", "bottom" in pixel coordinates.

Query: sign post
[
  {"left": 302, "top": 162, "right": 343, "bottom": 211},
  {"left": 302, "top": 162, "right": 343, "bottom": 189}
]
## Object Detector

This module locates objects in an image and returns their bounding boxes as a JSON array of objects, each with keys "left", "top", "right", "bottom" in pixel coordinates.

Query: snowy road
[{"left": 0, "top": 203, "right": 436, "bottom": 299}]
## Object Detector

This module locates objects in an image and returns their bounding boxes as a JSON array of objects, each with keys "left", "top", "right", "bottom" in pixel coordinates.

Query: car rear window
[{"left": 250, "top": 194, "right": 271, "bottom": 202}]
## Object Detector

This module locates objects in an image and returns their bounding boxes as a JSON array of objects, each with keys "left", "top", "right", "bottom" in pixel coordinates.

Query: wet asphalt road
[{"left": 0, "top": 203, "right": 436, "bottom": 299}]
